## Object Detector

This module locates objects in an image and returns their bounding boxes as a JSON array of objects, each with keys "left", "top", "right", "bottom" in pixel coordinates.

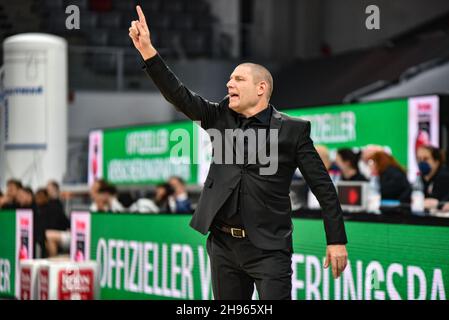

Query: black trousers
[{"left": 206, "top": 227, "right": 293, "bottom": 300}]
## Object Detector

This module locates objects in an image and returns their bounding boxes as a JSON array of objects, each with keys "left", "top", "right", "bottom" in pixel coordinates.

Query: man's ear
[{"left": 257, "top": 81, "right": 267, "bottom": 96}]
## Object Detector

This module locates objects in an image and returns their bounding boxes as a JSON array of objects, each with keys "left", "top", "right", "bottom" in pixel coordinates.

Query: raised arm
[{"left": 129, "top": 5, "right": 220, "bottom": 128}]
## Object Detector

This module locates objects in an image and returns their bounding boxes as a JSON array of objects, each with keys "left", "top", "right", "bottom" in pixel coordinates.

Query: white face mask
[{"left": 358, "top": 160, "right": 371, "bottom": 179}]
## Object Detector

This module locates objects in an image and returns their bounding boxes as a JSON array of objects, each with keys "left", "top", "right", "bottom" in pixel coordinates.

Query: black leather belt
[{"left": 215, "top": 224, "right": 246, "bottom": 238}]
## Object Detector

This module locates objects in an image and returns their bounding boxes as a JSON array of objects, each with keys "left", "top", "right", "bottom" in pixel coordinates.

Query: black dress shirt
[{"left": 212, "top": 106, "right": 272, "bottom": 228}]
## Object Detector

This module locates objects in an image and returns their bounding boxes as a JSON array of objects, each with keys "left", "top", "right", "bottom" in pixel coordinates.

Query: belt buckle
[{"left": 230, "top": 227, "right": 245, "bottom": 238}]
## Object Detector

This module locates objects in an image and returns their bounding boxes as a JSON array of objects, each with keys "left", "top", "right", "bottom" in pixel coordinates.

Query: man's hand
[
  {"left": 0, "top": 195, "right": 12, "bottom": 207},
  {"left": 323, "top": 244, "right": 348, "bottom": 279},
  {"left": 129, "top": 5, "right": 157, "bottom": 60},
  {"left": 442, "top": 202, "right": 449, "bottom": 212},
  {"left": 424, "top": 198, "right": 439, "bottom": 210}
]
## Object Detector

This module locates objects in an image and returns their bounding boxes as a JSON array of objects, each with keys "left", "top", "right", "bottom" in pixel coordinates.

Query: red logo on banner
[
  {"left": 76, "top": 221, "right": 86, "bottom": 231},
  {"left": 418, "top": 103, "right": 431, "bottom": 111},
  {"left": 20, "top": 218, "right": 29, "bottom": 227},
  {"left": 20, "top": 268, "right": 32, "bottom": 300},
  {"left": 58, "top": 269, "right": 94, "bottom": 300},
  {"left": 39, "top": 269, "right": 49, "bottom": 300}
]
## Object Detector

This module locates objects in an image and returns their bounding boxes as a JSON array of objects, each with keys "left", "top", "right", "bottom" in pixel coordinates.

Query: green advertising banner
[
  {"left": 0, "top": 210, "right": 16, "bottom": 298},
  {"left": 79, "top": 213, "right": 449, "bottom": 300},
  {"left": 0, "top": 209, "right": 33, "bottom": 299},
  {"left": 89, "top": 121, "right": 200, "bottom": 186},
  {"left": 284, "top": 99, "right": 408, "bottom": 167},
  {"left": 88, "top": 95, "right": 440, "bottom": 185}
]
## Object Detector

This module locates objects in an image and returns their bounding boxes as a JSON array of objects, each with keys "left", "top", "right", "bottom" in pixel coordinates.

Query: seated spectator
[
  {"left": 89, "top": 179, "right": 107, "bottom": 212},
  {"left": 36, "top": 188, "right": 70, "bottom": 232},
  {"left": 46, "top": 180, "right": 65, "bottom": 213},
  {"left": 17, "top": 186, "right": 36, "bottom": 209},
  {"left": 368, "top": 151, "right": 411, "bottom": 203},
  {"left": 35, "top": 188, "right": 70, "bottom": 257},
  {"left": 155, "top": 182, "right": 174, "bottom": 213},
  {"left": 129, "top": 183, "right": 175, "bottom": 214},
  {"left": 315, "top": 145, "right": 340, "bottom": 183},
  {"left": 90, "top": 182, "right": 111, "bottom": 212},
  {"left": 17, "top": 186, "right": 46, "bottom": 258},
  {"left": 108, "top": 184, "right": 125, "bottom": 212},
  {"left": 416, "top": 145, "right": 449, "bottom": 210},
  {"left": 129, "top": 197, "right": 160, "bottom": 213},
  {"left": 336, "top": 148, "right": 368, "bottom": 181},
  {"left": 0, "top": 179, "right": 22, "bottom": 209},
  {"left": 90, "top": 182, "right": 123, "bottom": 212},
  {"left": 168, "top": 176, "right": 192, "bottom": 213},
  {"left": 89, "top": 178, "right": 107, "bottom": 201},
  {"left": 117, "top": 191, "right": 135, "bottom": 210},
  {"left": 359, "top": 145, "right": 385, "bottom": 179}
]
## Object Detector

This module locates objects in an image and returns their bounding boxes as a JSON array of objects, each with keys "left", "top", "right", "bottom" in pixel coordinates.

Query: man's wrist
[
  {"left": 141, "top": 45, "right": 157, "bottom": 60},
  {"left": 327, "top": 241, "right": 347, "bottom": 246}
]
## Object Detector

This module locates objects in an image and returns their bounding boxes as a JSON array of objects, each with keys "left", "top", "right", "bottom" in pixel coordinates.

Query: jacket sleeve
[
  {"left": 295, "top": 121, "right": 348, "bottom": 245},
  {"left": 142, "top": 54, "right": 221, "bottom": 130}
]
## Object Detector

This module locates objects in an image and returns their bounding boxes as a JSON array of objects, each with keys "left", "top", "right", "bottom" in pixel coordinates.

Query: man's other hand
[{"left": 323, "top": 244, "right": 348, "bottom": 279}]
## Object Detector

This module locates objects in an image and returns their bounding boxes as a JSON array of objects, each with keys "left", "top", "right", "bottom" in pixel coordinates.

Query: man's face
[
  {"left": 18, "top": 190, "right": 32, "bottom": 207},
  {"left": 46, "top": 183, "right": 58, "bottom": 199},
  {"left": 155, "top": 186, "right": 167, "bottom": 201},
  {"left": 90, "top": 181, "right": 101, "bottom": 199},
  {"left": 168, "top": 178, "right": 183, "bottom": 194},
  {"left": 95, "top": 192, "right": 110, "bottom": 211},
  {"left": 6, "top": 183, "right": 19, "bottom": 198},
  {"left": 35, "top": 192, "right": 48, "bottom": 207},
  {"left": 227, "top": 65, "right": 261, "bottom": 113}
]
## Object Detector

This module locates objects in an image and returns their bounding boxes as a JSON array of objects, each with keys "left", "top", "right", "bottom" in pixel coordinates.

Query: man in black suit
[{"left": 129, "top": 5, "right": 348, "bottom": 300}]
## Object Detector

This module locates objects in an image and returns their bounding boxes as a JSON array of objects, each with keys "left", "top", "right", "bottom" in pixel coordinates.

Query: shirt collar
[{"left": 238, "top": 105, "right": 272, "bottom": 125}]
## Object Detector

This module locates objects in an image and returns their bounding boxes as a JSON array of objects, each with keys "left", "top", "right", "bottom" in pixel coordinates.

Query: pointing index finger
[{"left": 136, "top": 5, "right": 146, "bottom": 25}]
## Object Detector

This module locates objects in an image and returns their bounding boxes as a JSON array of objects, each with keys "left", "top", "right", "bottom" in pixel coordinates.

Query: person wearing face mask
[
  {"left": 336, "top": 148, "right": 368, "bottom": 182},
  {"left": 416, "top": 145, "right": 449, "bottom": 211}
]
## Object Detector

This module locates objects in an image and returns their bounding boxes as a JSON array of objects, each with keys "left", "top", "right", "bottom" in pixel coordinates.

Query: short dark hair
[
  {"left": 21, "top": 186, "right": 34, "bottom": 196},
  {"left": 337, "top": 148, "right": 361, "bottom": 170},
  {"left": 169, "top": 176, "right": 185, "bottom": 185},
  {"left": 47, "top": 180, "right": 60, "bottom": 192},
  {"left": 94, "top": 179, "right": 108, "bottom": 191},
  {"left": 98, "top": 183, "right": 117, "bottom": 195},
  {"left": 156, "top": 183, "right": 174, "bottom": 196},
  {"left": 7, "top": 179, "right": 22, "bottom": 189},
  {"left": 36, "top": 188, "right": 49, "bottom": 197}
]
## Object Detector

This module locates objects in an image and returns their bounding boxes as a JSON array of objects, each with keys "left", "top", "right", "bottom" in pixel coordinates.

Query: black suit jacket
[{"left": 143, "top": 54, "right": 347, "bottom": 250}]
